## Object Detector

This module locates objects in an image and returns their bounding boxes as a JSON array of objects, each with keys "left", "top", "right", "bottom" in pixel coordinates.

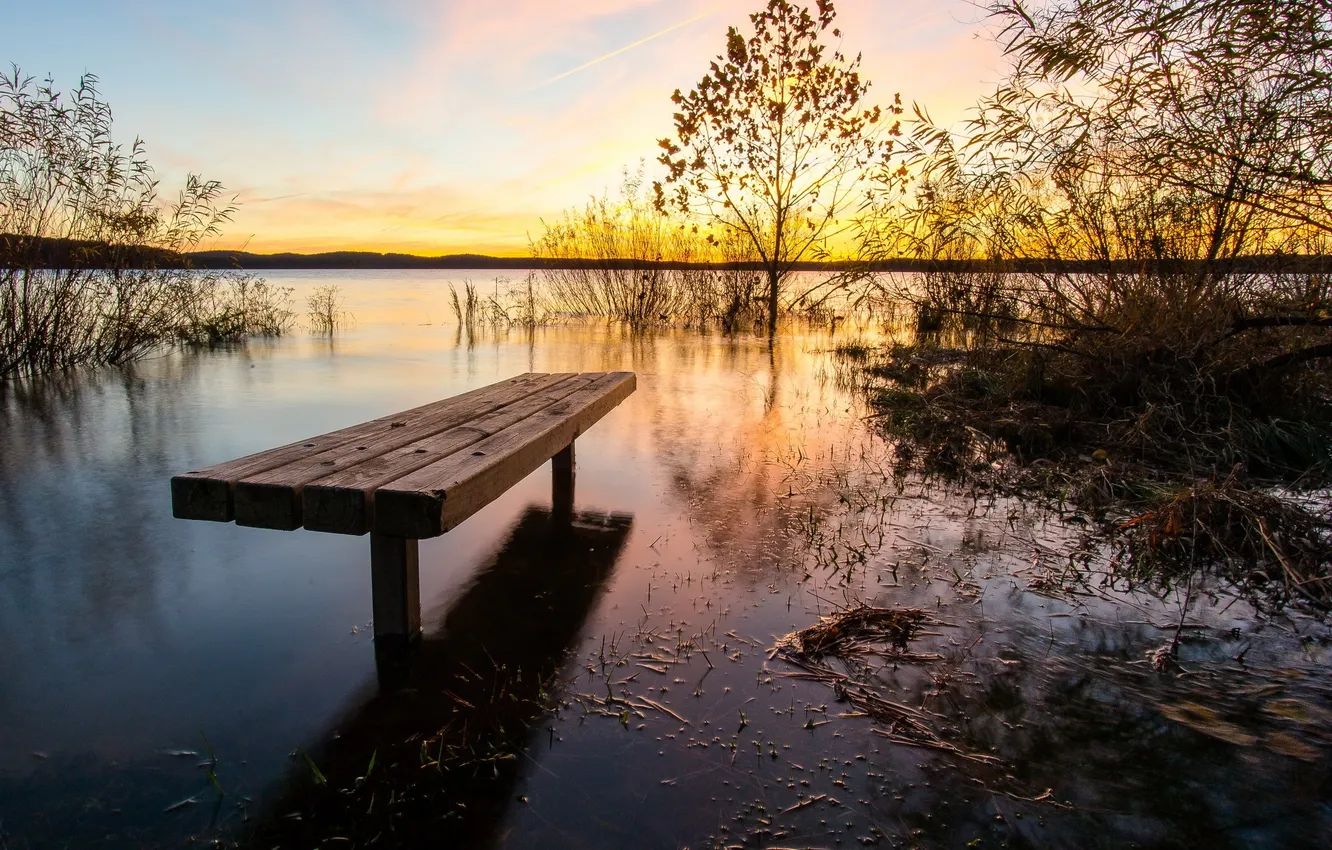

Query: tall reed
[
  {"left": 447, "top": 281, "right": 481, "bottom": 327},
  {"left": 530, "top": 168, "right": 768, "bottom": 329}
]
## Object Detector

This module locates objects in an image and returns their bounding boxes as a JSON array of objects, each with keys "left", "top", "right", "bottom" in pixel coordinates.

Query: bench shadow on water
[{"left": 245, "top": 506, "right": 633, "bottom": 848}]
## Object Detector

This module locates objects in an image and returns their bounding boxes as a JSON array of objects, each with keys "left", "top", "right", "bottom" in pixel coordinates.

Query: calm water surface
[{"left": 0, "top": 270, "right": 1329, "bottom": 849}]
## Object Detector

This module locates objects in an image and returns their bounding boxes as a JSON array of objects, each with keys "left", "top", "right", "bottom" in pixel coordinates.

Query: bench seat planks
[
  {"left": 370, "top": 371, "right": 635, "bottom": 538},
  {"left": 170, "top": 371, "right": 636, "bottom": 537}
]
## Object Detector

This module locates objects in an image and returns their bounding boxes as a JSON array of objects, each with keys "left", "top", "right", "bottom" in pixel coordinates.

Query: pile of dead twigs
[
  {"left": 773, "top": 605, "right": 997, "bottom": 764},
  {"left": 779, "top": 605, "right": 930, "bottom": 658}
]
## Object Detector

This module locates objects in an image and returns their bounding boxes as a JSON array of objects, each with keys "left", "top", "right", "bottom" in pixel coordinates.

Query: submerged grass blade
[{"left": 297, "top": 747, "right": 328, "bottom": 786}]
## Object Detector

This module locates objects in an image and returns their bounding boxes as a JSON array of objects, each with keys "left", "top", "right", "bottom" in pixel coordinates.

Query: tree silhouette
[
  {"left": 972, "top": 0, "right": 1332, "bottom": 241},
  {"left": 654, "top": 0, "right": 897, "bottom": 336}
]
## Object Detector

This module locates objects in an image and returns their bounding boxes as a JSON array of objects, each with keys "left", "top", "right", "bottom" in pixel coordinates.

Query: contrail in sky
[{"left": 538, "top": 9, "right": 716, "bottom": 87}]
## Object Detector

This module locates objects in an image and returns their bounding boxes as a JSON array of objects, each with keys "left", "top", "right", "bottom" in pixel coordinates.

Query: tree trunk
[{"left": 766, "top": 267, "right": 780, "bottom": 338}]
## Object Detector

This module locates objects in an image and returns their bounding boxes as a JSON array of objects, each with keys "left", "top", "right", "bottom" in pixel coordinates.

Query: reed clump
[
  {"left": 306, "top": 284, "right": 350, "bottom": 334},
  {"left": 176, "top": 276, "right": 293, "bottom": 344},
  {"left": 447, "top": 280, "right": 481, "bottom": 327},
  {"left": 485, "top": 273, "right": 552, "bottom": 328},
  {"left": 0, "top": 68, "right": 289, "bottom": 378}
]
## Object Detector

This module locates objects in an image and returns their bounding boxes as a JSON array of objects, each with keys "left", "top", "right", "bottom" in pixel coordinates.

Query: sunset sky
[{"left": 3, "top": 1, "right": 1006, "bottom": 256}]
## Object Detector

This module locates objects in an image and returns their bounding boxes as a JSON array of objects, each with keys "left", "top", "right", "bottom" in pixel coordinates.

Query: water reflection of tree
[
  {"left": 491, "top": 322, "right": 881, "bottom": 579},
  {"left": 645, "top": 334, "right": 878, "bottom": 576},
  {"left": 242, "top": 506, "right": 632, "bottom": 849}
]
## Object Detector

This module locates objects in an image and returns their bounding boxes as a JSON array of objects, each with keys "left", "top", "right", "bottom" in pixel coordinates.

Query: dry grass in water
[
  {"left": 306, "top": 284, "right": 350, "bottom": 334},
  {"left": 447, "top": 281, "right": 482, "bottom": 327},
  {"left": 779, "top": 605, "right": 928, "bottom": 658},
  {"left": 1113, "top": 478, "right": 1332, "bottom": 611}
]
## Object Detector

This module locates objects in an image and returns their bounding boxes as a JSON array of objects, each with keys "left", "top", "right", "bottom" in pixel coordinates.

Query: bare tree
[
  {"left": 976, "top": 0, "right": 1332, "bottom": 239},
  {"left": 860, "top": 0, "right": 1332, "bottom": 378},
  {"left": 654, "top": 0, "right": 897, "bottom": 336}
]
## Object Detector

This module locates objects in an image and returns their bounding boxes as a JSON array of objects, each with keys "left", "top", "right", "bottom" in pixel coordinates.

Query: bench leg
[
  {"left": 370, "top": 533, "right": 421, "bottom": 642},
  {"left": 553, "top": 441, "right": 575, "bottom": 523}
]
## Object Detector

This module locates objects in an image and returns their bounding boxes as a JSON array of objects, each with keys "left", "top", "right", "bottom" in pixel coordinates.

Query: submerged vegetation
[
  {"left": 858, "top": 339, "right": 1332, "bottom": 609},
  {"left": 448, "top": 273, "right": 552, "bottom": 331},
  {"left": 0, "top": 67, "right": 290, "bottom": 378}
]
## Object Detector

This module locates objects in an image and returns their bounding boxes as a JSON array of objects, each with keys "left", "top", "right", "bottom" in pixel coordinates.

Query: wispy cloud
[
  {"left": 246, "top": 192, "right": 313, "bottom": 204},
  {"left": 536, "top": 9, "right": 715, "bottom": 88}
]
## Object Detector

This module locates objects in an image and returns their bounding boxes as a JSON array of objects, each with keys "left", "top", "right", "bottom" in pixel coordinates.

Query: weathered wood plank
[
  {"left": 372, "top": 372, "right": 635, "bottom": 538},
  {"left": 171, "top": 372, "right": 551, "bottom": 522},
  {"left": 230, "top": 373, "right": 579, "bottom": 530},
  {"left": 300, "top": 373, "right": 604, "bottom": 535}
]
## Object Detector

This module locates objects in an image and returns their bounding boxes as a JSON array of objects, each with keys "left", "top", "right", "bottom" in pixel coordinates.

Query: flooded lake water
[{"left": 1, "top": 270, "right": 1329, "bottom": 849}]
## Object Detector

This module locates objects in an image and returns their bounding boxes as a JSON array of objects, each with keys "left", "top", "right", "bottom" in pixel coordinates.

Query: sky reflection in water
[{"left": 0, "top": 270, "right": 1328, "bottom": 849}]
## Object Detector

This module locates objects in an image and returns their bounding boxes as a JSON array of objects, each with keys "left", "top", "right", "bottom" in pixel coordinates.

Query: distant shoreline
[
  {"left": 6, "top": 237, "right": 1332, "bottom": 273},
  {"left": 185, "top": 250, "right": 862, "bottom": 271},
  {"left": 186, "top": 250, "right": 1332, "bottom": 274}
]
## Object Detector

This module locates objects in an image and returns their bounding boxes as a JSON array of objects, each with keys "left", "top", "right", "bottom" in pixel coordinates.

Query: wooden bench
[{"left": 171, "top": 372, "right": 636, "bottom": 641}]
